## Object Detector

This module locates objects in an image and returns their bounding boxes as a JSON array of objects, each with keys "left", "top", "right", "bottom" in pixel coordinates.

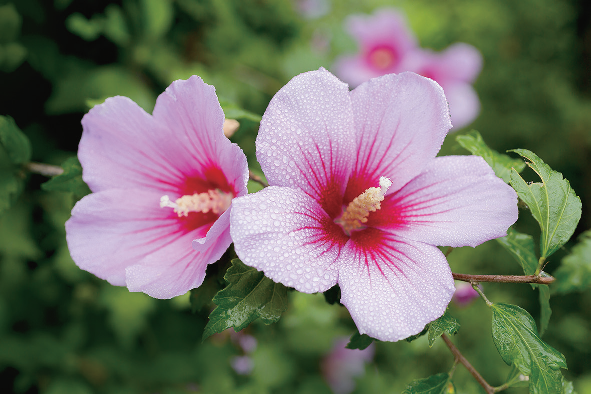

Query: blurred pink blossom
[
  {"left": 452, "top": 281, "right": 481, "bottom": 307},
  {"left": 333, "top": 8, "right": 418, "bottom": 86},
  {"left": 66, "top": 76, "right": 249, "bottom": 299},
  {"left": 230, "top": 69, "right": 518, "bottom": 342},
  {"left": 333, "top": 8, "right": 483, "bottom": 130},
  {"left": 321, "top": 337, "right": 375, "bottom": 393}
]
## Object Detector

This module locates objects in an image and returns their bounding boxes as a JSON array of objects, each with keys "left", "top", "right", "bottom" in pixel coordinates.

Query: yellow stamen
[
  {"left": 160, "top": 189, "right": 233, "bottom": 217},
  {"left": 337, "top": 176, "right": 392, "bottom": 233}
]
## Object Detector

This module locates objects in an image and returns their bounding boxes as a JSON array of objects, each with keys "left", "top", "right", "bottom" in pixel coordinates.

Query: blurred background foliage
[{"left": 1, "top": 0, "right": 591, "bottom": 392}]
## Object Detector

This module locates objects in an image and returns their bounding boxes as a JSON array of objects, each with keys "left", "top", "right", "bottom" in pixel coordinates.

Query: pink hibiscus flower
[
  {"left": 66, "top": 76, "right": 249, "bottom": 299},
  {"left": 405, "top": 43, "right": 483, "bottom": 130},
  {"left": 230, "top": 69, "right": 517, "bottom": 342},
  {"left": 333, "top": 8, "right": 418, "bottom": 87}
]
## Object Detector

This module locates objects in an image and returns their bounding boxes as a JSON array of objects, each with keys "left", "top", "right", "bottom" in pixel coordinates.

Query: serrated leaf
[
  {"left": 345, "top": 330, "right": 375, "bottom": 350},
  {"left": 0, "top": 116, "right": 31, "bottom": 165},
  {"left": 403, "top": 373, "right": 451, "bottom": 394},
  {"left": 456, "top": 130, "right": 525, "bottom": 183},
  {"left": 202, "top": 259, "right": 288, "bottom": 339},
  {"left": 219, "top": 98, "right": 262, "bottom": 122},
  {"left": 491, "top": 303, "right": 567, "bottom": 394},
  {"left": 509, "top": 149, "right": 581, "bottom": 259},
  {"left": 497, "top": 227, "right": 538, "bottom": 275},
  {"left": 428, "top": 312, "right": 460, "bottom": 347},
  {"left": 41, "top": 157, "right": 91, "bottom": 199},
  {"left": 553, "top": 230, "right": 591, "bottom": 293},
  {"left": 538, "top": 284, "right": 551, "bottom": 336}
]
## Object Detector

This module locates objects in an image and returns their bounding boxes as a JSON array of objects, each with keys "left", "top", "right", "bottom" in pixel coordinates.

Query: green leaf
[
  {"left": 509, "top": 149, "right": 581, "bottom": 260},
  {"left": 140, "top": 0, "right": 174, "bottom": 40},
  {"left": 538, "top": 284, "right": 551, "bottom": 336},
  {"left": 65, "top": 13, "right": 103, "bottom": 41},
  {"left": 404, "top": 325, "right": 429, "bottom": 343},
  {"left": 0, "top": 42, "right": 27, "bottom": 73},
  {"left": 203, "top": 259, "right": 288, "bottom": 339},
  {"left": 491, "top": 303, "right": 567, "bottom": 394},
  {"left": 497, "top": 227, "right": 538, "bottom": 275},
  {"left": 428, "top": 312, "right": 460, "bottom": 347},
  {"left": 504, "top": 364, "right": 530, "bottom": 388},
  {"left": 41, "top": 157, "right": 91, "bottom": 199},
  {"left": 345, "top": 330, "right": 375, "bottom": 350},
  {"left": 0, "top": 116, "right": 31, "bottom": 165},
  {"left": 553, "top": 230, "right": 591, "bottom": 293},
  {"left": 456, "top": 130, "right": 525, "bottom": 183},
  {"left": 0, "top": 169, "right": 23, "bottom": 215},
  {"left": 0, "top": 4, "right": 22, "bottom": 44},
  {"left": 403, "top": 373, "right": 452, "bottom": 394},
  {"left": 219, "top": 98, "right": 262, "bottom": 122}
]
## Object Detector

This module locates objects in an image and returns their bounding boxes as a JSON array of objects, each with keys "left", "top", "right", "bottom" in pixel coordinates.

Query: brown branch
[
  {"left": 452, "top": 273, "right": 554, "bottom": 285},
  {"left": 441, "top": 334, "right": 495, "bottom": 394},
  {"left": 249, "top": 170, "right": 268, "bottom": 188},
  {"left": 24, "top": 162, "right": 64, "bottom": 177}
]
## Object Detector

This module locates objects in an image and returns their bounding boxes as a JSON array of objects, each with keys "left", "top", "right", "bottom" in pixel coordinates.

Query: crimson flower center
[
  {"left": 335, "top": 176, "right": 392, "bottom": 234},
  {"left": 160, "top": 189, "right": 233, "bottom": 217},
  {"left": 368, "top": 47, "right": 397, "bottom": 70}
]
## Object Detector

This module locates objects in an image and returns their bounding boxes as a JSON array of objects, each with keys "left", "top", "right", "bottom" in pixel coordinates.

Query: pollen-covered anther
[
  {"left": 160, "top": 189, "right": 233, "bottom": 217},
  {"left": 337, "top": 176, "right": 392, "bottom": 233}
]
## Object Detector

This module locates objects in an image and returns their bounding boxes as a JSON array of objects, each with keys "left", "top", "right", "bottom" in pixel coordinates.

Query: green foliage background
[{"left": 1, "top": 0, "right": 591, "bottom": 392}]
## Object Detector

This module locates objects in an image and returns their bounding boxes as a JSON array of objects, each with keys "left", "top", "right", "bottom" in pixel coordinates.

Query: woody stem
[{"left": 452, "top": 273, "right": 554, "bottom": 285}]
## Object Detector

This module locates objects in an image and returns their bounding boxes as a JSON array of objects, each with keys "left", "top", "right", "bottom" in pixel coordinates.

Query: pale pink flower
[
  {"left": 230, "top": 69, "right": 517, "bottom": 342},
  {"left": 452, "top": 281, "right": 481, "bottom": 307},
  {"left": 322, "top": 337, "right": 375, "bottom": 393},
  {"left": 333, "top": 8, "right": 418, "bottom": 87},
  {"left": 405, "top": 43, "right": 483, "bottom": 129},
  {"left": 66, "top": 76, "right": 249, "bottom": 299}
]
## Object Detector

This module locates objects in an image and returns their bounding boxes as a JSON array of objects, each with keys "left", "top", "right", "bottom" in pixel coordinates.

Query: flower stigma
[
  {"left": 336, "top": 176, "right": 392, "bottom": 234},
  {"left": 160, "top": 190, "right": 233, "bottom": 217},
  {"left": 369, "top": 47, "right": 396, "bottom": 70}
]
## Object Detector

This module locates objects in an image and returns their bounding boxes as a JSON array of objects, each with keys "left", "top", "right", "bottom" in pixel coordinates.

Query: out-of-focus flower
[
  {"left": 322, "top": 337, "right": 375, "bottom": 393},
  {"left": 230, "top": 69, "right": 518, "bottom": 342},
  {"left": 66, "top": 76, "right": 249, "bottom": 299},
  {"left": 405, "top": 43, "right": 483, "bottom": 129},
  {"left": 333, "top": 8, "right": 418, "bottom": 87},
  {"left": 452, "top": 281, "right": 481, "bottom": 307},
  {"left": 333, "top": 8, "right": 483, "bottom": 130},
  {"left": 231, "top": 355, "right": 254, "bottom": 375}
]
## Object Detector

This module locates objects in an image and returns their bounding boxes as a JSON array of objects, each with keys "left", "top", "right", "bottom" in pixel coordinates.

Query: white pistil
[
  {"left": 160, "top": 190, "right": 233, "bottom": 217},
  {"left": 337, "top": 176, "right": 392, "bottom": 233}
]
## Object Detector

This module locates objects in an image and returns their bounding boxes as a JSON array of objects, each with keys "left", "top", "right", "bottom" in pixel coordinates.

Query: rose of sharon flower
[
  {"left": 322, "top": 337, "right": 375, "bottom": 393},
  {"left": 333, "top": 8, "right": 483, "bottom": 130},
  {"left": 230, "top": 69, "right": 517, "bottom": 342},
  {"left": 405, "top": 43, "right": 483, "bottom": 130},
  {"left": 333, "top": 8, "right": 417, "bottom": 87},
  {"left": 66, "top": 76, "right": 249, "bottom": 299}
]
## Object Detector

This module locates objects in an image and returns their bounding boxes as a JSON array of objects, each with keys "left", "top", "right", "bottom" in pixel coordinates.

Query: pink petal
[
  {"left": 333, "top": 56, "right": 382, "bottom": 87},
  {"left": 79, "top": 76, "right": 247, "bottom": 198},
  {"left": 373, "top": 156, "right": 518, "bottom": 247},
  {"left": 345, "top": 72, "right": 451, "bottom": 199},
  {"left": 337, "top": 232, "right": 455, "bottom": 342},
  {"left": 346, "top": 8, "right": 417, "bottom": 59},
  {"left": 66, "top": 188, "right": 204, "bottom": 287},
  {"left": 443, "top": 82, "right": 481, "bottom": 131},
  {"left": 435, "top": 43, "right": 483, "bottom": 83},
  {"left": 257, "top": 69, "right": 356, "bottom": 218},
  {"left": 230, "top": 186, "right": 341, "bottom": 293}
]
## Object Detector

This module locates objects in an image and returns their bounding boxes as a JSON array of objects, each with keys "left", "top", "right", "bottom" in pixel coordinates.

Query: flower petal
[
  {"left": 373, "top": 156, "right": 518, "bottom": 247},
  {"left": 337, "top": 231, "right": 454, "bottom": 342},
  {"left": 230, "top": 186, "right": 341, "bottom": 293},
  {"left": 346, "top": 8, "right": 417, "bottom": 60},
  {"left": 346, "top": 72, "right": 451, "bottom": 199},
  {"left": 435, "top": 43, "right": 483, "bottom": 84},
  {"left": 443, "top": 82, "right": 480, "bottom": 130},
  {"left": 79, "top": 76, "right": 248, "bottom": 198},
  {"left": 333, "top": 56, "right": 381, "bottom": 87},
  {"left": 66, "top": 188, "right": 203, "bottom": 286},
  {"left": 257, "top": 69, "right": 356, "bottom": 217}
]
